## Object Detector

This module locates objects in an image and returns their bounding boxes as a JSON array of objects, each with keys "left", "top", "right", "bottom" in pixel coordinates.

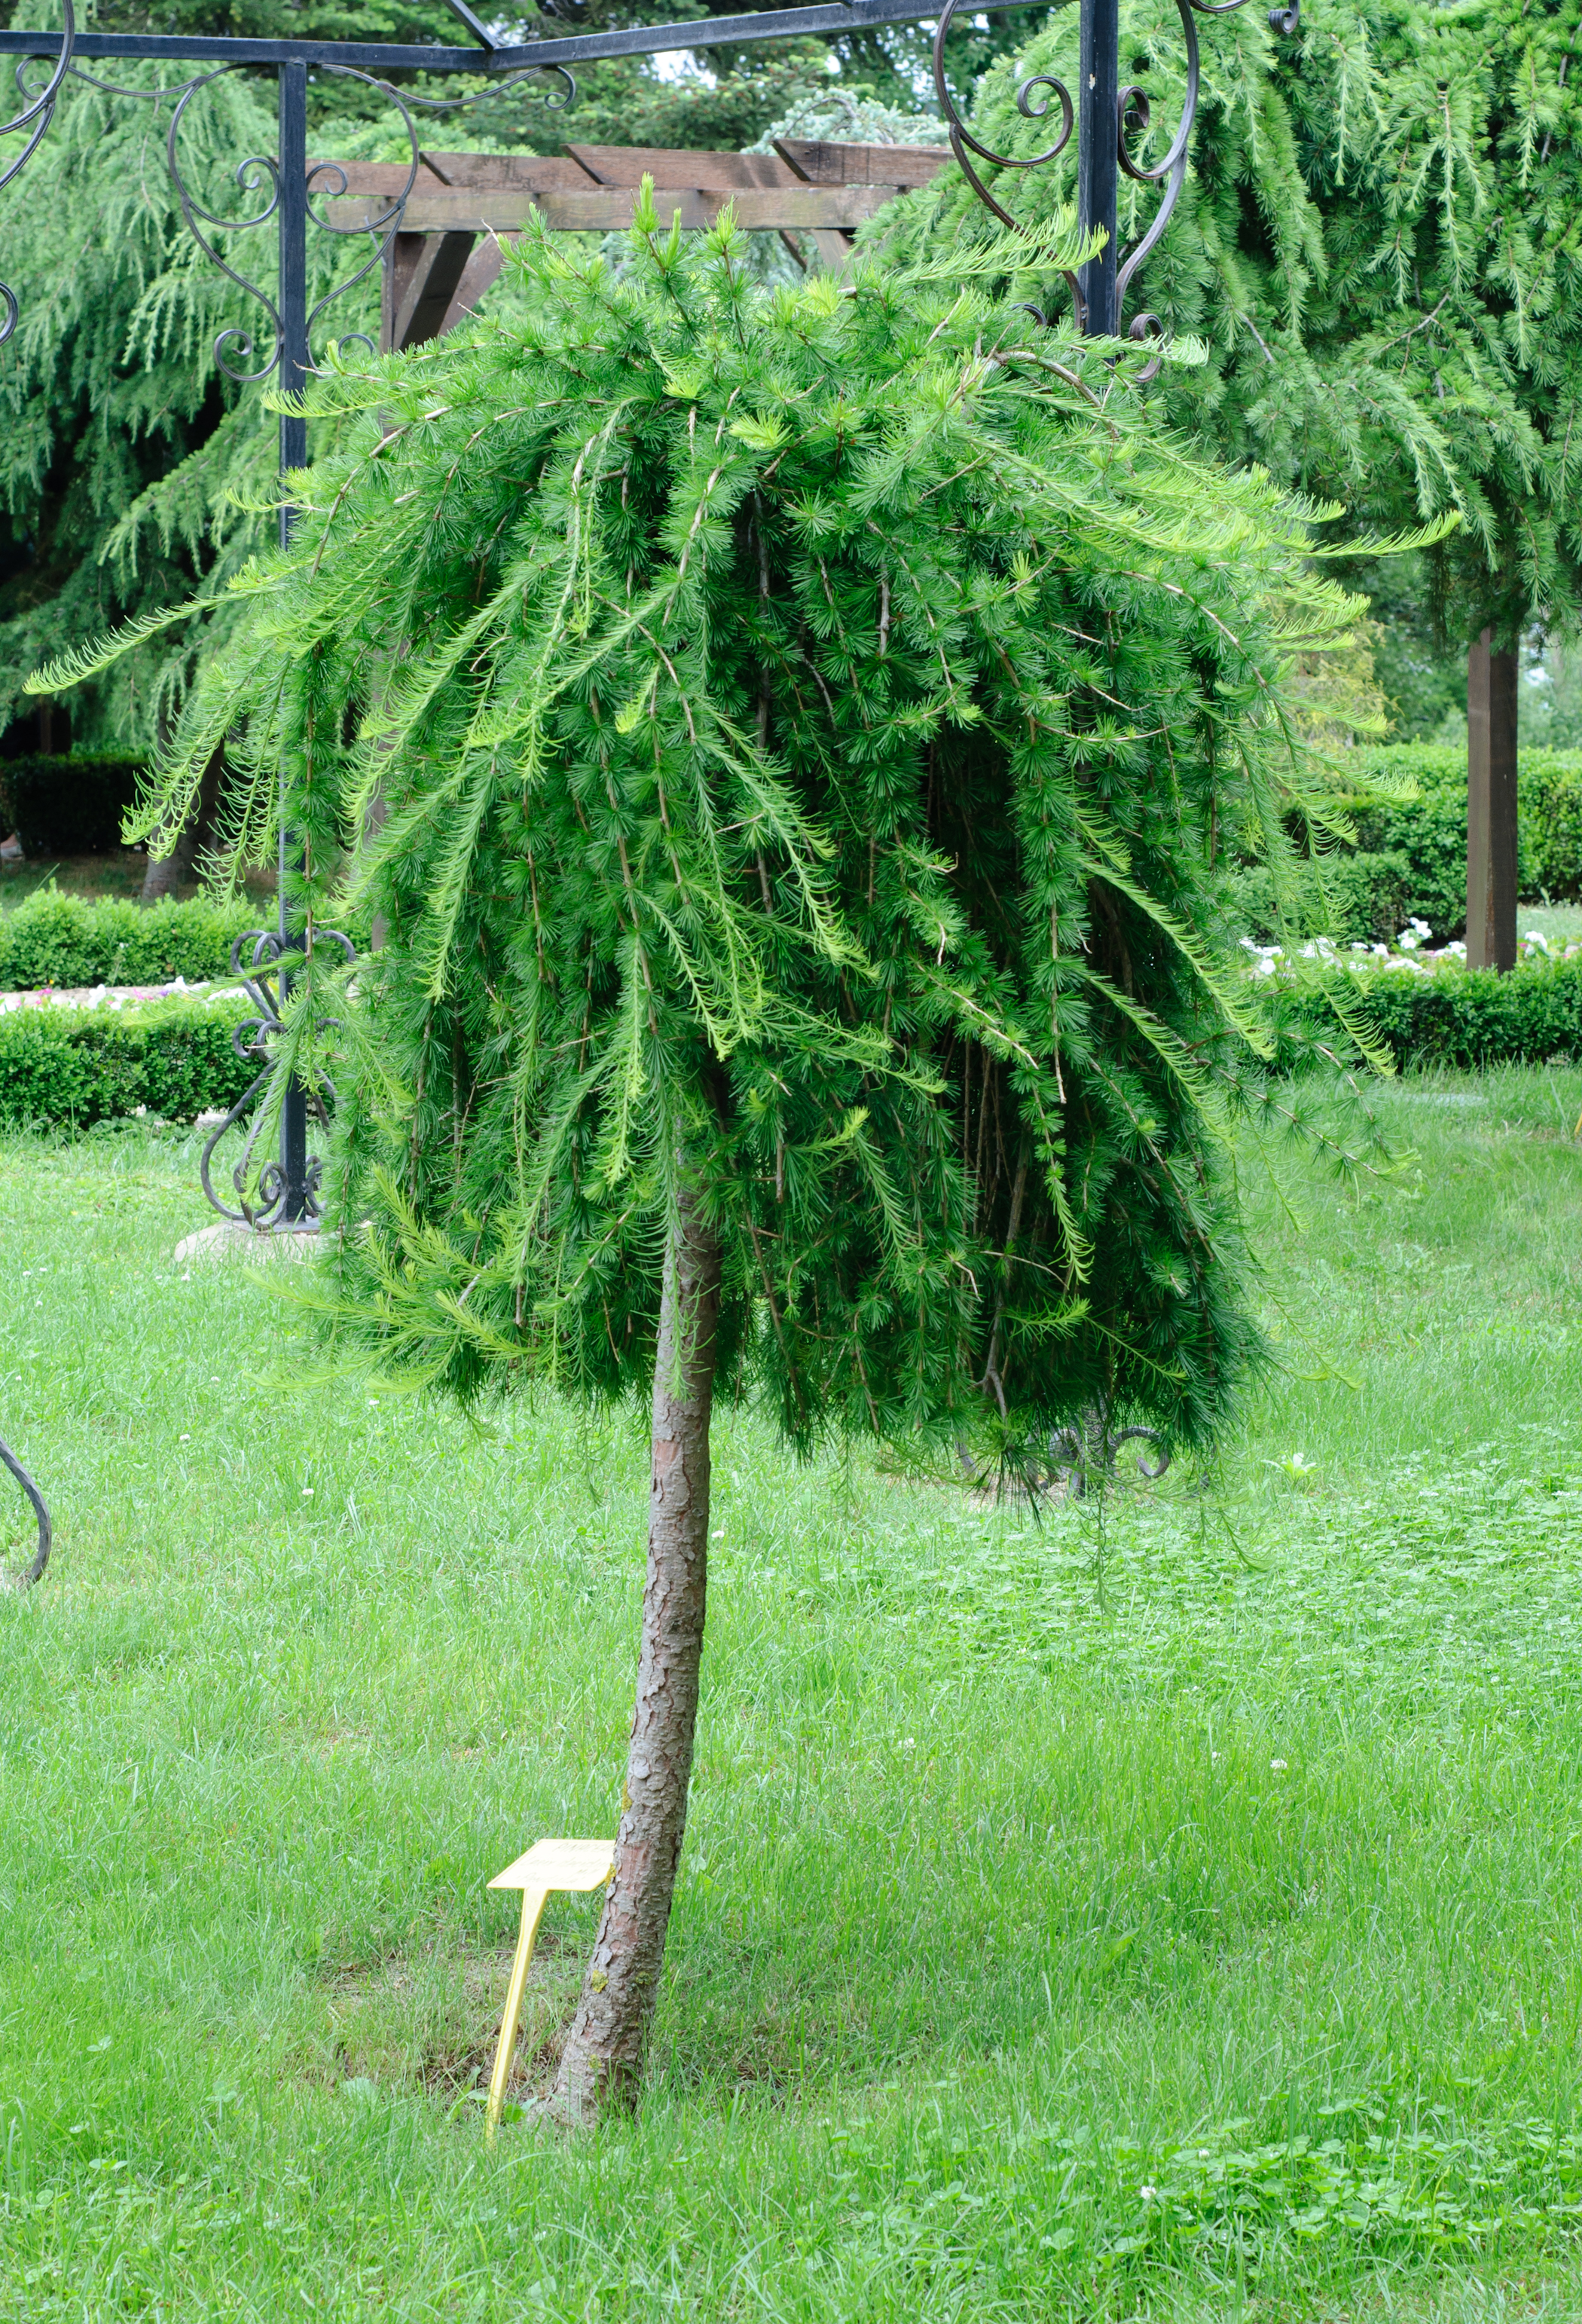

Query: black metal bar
[
  {"left": 0, "top": 32, "right": 501, "bottom": 69},
  {"left": 437, "top": 0, "right": 500, "bottom": 49},
  {"left": 276, "top": 60, "right": 310, "bottom": 1223},
  {"left": 1077, "top": 0, "right": 1118, "bottom": 335},
  {"left": 0, "top": 0, "right": 1037, "bottom": 77},
  {"left": 277, "top": 62, "right": 308, "bottom": 506}
]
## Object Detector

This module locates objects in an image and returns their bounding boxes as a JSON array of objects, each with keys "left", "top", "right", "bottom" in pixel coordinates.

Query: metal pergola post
[
  {"left": 1077, "top": 0, "right": 1119, "bottom": 338},
  {"left": 276, "top": 59, "right": 311, "bottom": 1224}
]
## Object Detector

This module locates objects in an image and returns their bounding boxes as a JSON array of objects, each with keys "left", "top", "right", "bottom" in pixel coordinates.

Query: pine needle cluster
[
  {"left": 891, "top": 0, "right": 1581, "bottom": 645},
  {"left": 39, "top": 197, "right": 1382, "bottom": 1460}
]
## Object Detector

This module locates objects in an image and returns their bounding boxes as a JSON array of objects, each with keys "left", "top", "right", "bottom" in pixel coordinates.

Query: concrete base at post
[{"left": 175, "top": 1221, "right": 322, "bottom": 1267}]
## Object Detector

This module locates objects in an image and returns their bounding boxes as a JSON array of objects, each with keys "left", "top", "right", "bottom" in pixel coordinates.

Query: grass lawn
[{"left": 4, "top": 1069, "right": 1582, "bottom": 2319}]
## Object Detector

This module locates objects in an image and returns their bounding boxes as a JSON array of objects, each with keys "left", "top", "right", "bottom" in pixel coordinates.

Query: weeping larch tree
[{"left": 36, "top": 197, "right": 1390, "bottom": 2121}]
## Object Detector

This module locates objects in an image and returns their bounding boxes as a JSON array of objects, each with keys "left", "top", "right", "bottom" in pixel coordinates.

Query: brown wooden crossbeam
[
  {"left": 338, "top": 185, "right": 907, "bottom": 234},
  {"left": 313, "top": 142, "right": 948, "bottom": 353}
]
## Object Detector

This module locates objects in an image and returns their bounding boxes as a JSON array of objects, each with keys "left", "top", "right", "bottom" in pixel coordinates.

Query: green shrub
[
  {"left": 0, "top": 887, "right": 267, "bottom": 991},
  {"left": 1284, "top": 958, "right": 1582, "bottom": 1069},
  {"left": 1520, "top": 751, "right": 1582, "bottom": 900},
  {"left": 1225, "top": 852, "right": 1418, "bottom": 946},
  {"left": 0, "top": 995, "right": 257, "bottom": 1127},
  {"left": 0, "top": 753, "right": 146, "bottom": 855},
  {"left": 1232, "top": 745, "right": 1582, "bottom": 943}
]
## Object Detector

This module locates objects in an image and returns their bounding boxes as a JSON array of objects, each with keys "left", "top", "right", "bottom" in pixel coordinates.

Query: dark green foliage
[
  {"left": 0, "top": 994, "right": 254, "bottom": 1126},
  {"left": 0, "top": 65, "right": 286, "bottom": 750},
  {"left": 1287, "top": 959, "right": 1582, "bottom": 1071},
  {"left": 877, "top": 0, "right": 1582, "bottom": 653},
  {"left": 0, "top": 754, "right": 146, "bottom": 856},
  {"left": 1226, "top": 853, "right": 1419, "bottom": 949},
  {"left": 0, "top": 887, "right": 264, "bottom": 992},
  {"left": 1523, "top": 754, "right": 1582, "bottom": 899},
  {"left": 1229, "top": 746, "right": 1582, "bottom": 943},
  {"left": 58, "top": 209, "right": 1379, "bottom": 1461}
]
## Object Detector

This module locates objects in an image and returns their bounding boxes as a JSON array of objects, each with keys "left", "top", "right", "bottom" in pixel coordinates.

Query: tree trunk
[
  {"left": 1466, "top": 628, "right": 1517, "bottom": 972},
  {"left": 140, "top": 745, "right": 224, "bottom": 905},
  {"left": 551, "top": 1176, "right": 722, "bottom": 2123}
]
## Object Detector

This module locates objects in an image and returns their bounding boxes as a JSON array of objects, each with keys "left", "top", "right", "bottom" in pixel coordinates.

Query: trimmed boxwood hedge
[
  {"left": 1230, "top": 745, "right": 1582, "bottom": 944},
  {"left": 0, "top": 996, "right": 256, "bottom": 1128},
  {"left": 1293, "top": 958, "right": 1582, "bottom": 1070},
  {"left": 1, "top": 963, "right": 1577, "bottom": 1132},
  {"left": 0, "top": 887, "right": 264, "bottom": 992},
  {"left": 0, "top": 753, "right": 146, "bottom": 855}
]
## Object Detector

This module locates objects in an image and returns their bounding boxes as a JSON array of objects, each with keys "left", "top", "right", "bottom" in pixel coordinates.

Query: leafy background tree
[
  {"left": 37, "top": 207, "right": 1382, "bottom": 2112},
  {"left": 875, "top": 0, "right": 1582, "bottom": 749}
]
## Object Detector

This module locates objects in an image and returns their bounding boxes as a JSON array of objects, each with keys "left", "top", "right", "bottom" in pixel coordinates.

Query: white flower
[
  {"left": 1270, "top": 1757, "right": 1288, "bottom": 1772},
  {"left": 178, "top": 1433, "right": 191, "bottom": 1443},
  {"left": 1140, "top": 2185, "right": 1158, "bottom": 2202}
]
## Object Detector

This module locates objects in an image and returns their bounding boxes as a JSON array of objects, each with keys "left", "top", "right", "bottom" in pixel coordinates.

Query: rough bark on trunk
[
  {"left": 1466, "top": 628, "right": 1518, "bottom": 972},
  {"left": 551, "top": 1176, "right": 722, "bottom": 2123},
  {"left": 140, "top": 745, "right": 224, "bottom": 905}
]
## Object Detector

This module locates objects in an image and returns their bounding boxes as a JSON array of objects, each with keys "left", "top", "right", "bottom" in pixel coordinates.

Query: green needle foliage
[
  {"left": 879, "top": 0, "right": 1582, "bottom": 654},
  {"left": 38, "top": 197, "right": 1377, "bottom": 1465}
]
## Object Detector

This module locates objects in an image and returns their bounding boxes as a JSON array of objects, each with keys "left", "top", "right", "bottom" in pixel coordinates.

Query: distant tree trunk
[
  {"left": 140, "top": 744, "right": 224, "bottom": 905},
  {"left": 1466, "top": 629, "right": 1517, "bottom": 971},
  {"left": 551, "top": 1174, "right": 722, "bottom": 2123}
]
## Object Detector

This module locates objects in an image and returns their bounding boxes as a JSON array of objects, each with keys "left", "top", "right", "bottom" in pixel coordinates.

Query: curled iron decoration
[
  {"left": 1048, "top": 1420, "right": 1170, "bottom": 1499},
  {"left": 166, "top": 63, "right": 423, "bottom": 384},
  {"left": 1, "top": 1433, "right": 50, "bottom": 1592},
  {"left": 1116, "top": 0, "right": 1300, "bottom": 312},
  {"left": 930, "top": 0, "right": 1074, "bottom": 234},
  {"left": 370, "top": 62, "right": 579, "bottom": 121},
  {"left": 934, "top": 0, "right": 1300, "bottom": 336},
  {"left": 0, "top": 0, "right": 76, "bottom": 344},
  {"left": 201, "top": 927, "right": 356, "bottom": 1231}
]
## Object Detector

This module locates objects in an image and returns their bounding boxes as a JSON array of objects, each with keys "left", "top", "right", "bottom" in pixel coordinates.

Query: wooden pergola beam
[
  {"left": 333, "top": 141, "right": 948, "bottom": 352},
  {"left": 336, "top": 182, "right": 909, "bottom": 236}
]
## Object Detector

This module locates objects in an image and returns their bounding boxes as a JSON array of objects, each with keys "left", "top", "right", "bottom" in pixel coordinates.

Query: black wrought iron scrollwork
[
  {"left": 201, "top": 928, "right": 356, "bottom": 1231},
  {"left": 1, "top": 0, "right": 75, "bottom": 344},
  {"left": 1, "top": 1433, "right": 50, "bottom": 1592},
  {"left": 936, "top": 0, "right": 1299, "bottom": 340},
  {"left": 373, "top": 62, "right": 579, "bottom": 121},
  {"left": 166, "top": 63, "right": 422, "bottom": 384},
  {"left": 932, "top": 3, "right": 1075, "bottom": 235},
  {"left": 1048, "top": 1420, "right": 1171, "bottom": 1499}
]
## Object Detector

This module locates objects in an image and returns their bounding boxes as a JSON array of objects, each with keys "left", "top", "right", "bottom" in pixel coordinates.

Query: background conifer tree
[
  {"left": 35, "top": 200, "right": 1385, "bottom": 2117},
  {"left": 881, "top": 0, "right": 1582, "bottom": 774}
]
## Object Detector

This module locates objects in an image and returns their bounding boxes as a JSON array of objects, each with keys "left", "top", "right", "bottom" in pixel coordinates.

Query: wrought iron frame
[
  {"left": 1, "top": 1433, "right": 50, "bottom": 1591},
  {"left": 200, "top": 926, "right": 357, "bottom": 1231}
]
